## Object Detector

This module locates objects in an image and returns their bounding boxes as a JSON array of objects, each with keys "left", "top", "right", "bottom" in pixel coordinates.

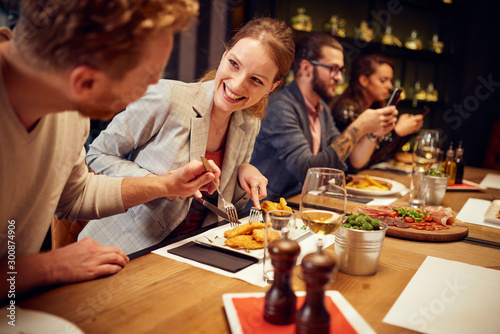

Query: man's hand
[
  {"left": 6, "top": 238, "right": 129, "bottom": 297},
  {"left": 43, "top": 238, "right": 129, "bottom": 284},
  {"left": 121, "top": 160, "right": 221, "bottom": 208},
  {"left": 238, "top": 163, "right": 268, "bottom": 209},
  {"left": 160, "top": 160, "right": 221, "bottom": 200}
]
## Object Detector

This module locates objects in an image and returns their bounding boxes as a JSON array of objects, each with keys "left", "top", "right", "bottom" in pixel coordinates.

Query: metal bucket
[
  {"left": 426, "top": 175, "right": 449, "bottom": 205},
  {"left": 334, "top": 223, "right": 388, "bottom": 276}
]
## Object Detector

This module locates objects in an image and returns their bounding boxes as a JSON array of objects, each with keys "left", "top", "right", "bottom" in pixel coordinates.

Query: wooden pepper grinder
[
  {"left": 296, "top": 252, "right": 336, "bottom": 334},
  {"left": 264, "top": 236, "right": 300, "bottom": 325}
]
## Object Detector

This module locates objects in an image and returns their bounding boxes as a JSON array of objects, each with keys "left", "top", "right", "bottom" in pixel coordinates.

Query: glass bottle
[
  {"left": 393, "top": 79, "right": 406, "bottom": 100},
  {"left": 405, "top": 30, "right": 423, "bottom": 50},
  {"left": 431, "top": 34, "right": 444, "bottom": 54},
  {"left": 291, "top": 8, "right": 312, "bottom": 32},
  {"left": 325, "top": 15, "right": 347, "bottom": 38},
  {"left": 441, "top": 143, "right": 457, "bottom": 185},
  {"left": 381, "top": 25, "right": 402, "bottom": 47},
  {"left": 426, "top": 83, "right": 438, "bottom": 102},
  {"left": 415, "top": 82, "right": 427, "bottom": 101},
  {"left": 455, "top": 141, "right": 464, "bottom": 184},
  {"left": 412, "top": 82, "right": 426, "bottom": 107},
  {"left": 355, "top": 20, "right": 374, "bottom": 41},
  {"left": 296, "top": 252, "right": 336, "bottom": 334},
  {"left": 264, "top": 236, "right": 300, "bottom": 325},
  {"left": 325, "top": 15, "right": 339, "bottom": 36}
]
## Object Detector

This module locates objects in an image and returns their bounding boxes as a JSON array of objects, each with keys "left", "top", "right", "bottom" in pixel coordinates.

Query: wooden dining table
[{"left": 17, "top": 166, "right": 500, "bottom": 333}]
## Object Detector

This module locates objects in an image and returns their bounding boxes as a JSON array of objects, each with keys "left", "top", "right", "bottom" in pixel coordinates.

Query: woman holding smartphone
[{"left": 331, "top": 53, "right": 423, "bottom": 171}]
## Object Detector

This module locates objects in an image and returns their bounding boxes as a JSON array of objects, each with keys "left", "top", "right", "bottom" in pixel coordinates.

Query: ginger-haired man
[{"left": 0, "top": 0, "right": 219, "bottom": 297}]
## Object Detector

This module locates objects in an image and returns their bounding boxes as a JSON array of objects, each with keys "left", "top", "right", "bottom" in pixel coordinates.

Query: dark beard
[{"left": 312, "top": 67, "right": 335, "bottom": 102}]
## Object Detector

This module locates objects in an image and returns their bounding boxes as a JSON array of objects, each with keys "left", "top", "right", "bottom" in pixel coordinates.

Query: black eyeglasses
[{"left": 308, "top": 60, "right": 345, "bottom": 78}]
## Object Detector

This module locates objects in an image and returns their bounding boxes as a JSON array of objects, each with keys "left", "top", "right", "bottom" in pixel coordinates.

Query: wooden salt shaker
[
  {"left": 264, "top": 237, "right": 300, "bottom": 325},
  {"left": 296, "top": 252, "right": 336, "bottom": 334}
]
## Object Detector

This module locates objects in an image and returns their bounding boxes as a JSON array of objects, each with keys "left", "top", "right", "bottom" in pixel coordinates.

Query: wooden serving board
[{"left": 386, "top": 220, "right": 469, "bottom": 242}]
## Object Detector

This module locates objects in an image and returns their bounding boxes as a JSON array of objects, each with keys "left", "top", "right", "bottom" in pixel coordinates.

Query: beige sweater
[{"left": 0, "top": 62, "right": 124, "bottom": 258}]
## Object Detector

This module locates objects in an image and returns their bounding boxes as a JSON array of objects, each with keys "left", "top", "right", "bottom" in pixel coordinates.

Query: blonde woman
[{"left": 80, "top": 18, "right": 295, "bottom": 254}]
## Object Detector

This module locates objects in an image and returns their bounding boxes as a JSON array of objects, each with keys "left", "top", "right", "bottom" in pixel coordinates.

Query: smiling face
[
  {"left": 360, "top": 63, "right": 394, "bottom": 105},
  {"left": 213, "top": 38, "right": 280, "bottom": 116}
]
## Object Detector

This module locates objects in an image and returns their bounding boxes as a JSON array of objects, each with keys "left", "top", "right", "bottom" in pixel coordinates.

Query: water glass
[
  {"left": 409, "top": 135, "right": 438, "bottom": 208},
  {"left": 263, "top": 210, "right": 296, "bottom": 283}
]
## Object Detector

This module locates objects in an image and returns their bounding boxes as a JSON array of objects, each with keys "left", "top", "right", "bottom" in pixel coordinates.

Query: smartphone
[
  {"left": 387, "top": 88, "right": 402, "bottom": 106},
  {"left": 421, "top": 105, "right": 431, "bottom": 117}
]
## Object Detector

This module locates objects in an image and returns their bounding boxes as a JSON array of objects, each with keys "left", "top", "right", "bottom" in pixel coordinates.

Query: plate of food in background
[
  {"left": 483, "top": 199, "right": 500, "bottom": 224},
  {"left": 346, "top": 174, "right": 406, "bottom": 196}
]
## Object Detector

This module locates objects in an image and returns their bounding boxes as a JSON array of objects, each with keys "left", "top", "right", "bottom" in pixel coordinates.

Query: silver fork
[
  {"left": 200, "top": 156, "right": 240, "bottom": 227},
  {"left": 248, "top": 207, "right": 262, "bottom": 223}
]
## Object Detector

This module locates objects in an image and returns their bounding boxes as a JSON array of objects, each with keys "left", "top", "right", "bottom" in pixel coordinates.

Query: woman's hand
[
  {"left": 394, "top": 113, "right": 424, "bottom": 137},
  {"left": 354, "top": 106, "right": 398, "bottom": 135},
  {"left": 238, "top": 163, "right": 268, "bottom": 209}
]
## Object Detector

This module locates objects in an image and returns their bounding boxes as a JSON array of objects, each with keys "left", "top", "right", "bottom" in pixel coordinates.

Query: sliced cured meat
[
  {"left": 423, "top": 206, "right": 455, "bottom": 226},
  {"left": 354, "top": 206, "right": 397, "bottom": 217},
  {"left": 353, "top": 205, "right": 456, "bottom": 230}
]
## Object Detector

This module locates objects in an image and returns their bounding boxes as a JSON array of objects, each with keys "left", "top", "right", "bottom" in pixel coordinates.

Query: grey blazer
[
  {"left": 250, "top": 81, "right": 346, "bottom": 201},
  {"left": 79, "top": 80, "right": 260, "bottom": 254}
]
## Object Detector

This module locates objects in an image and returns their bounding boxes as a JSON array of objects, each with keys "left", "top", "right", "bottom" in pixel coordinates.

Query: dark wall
[
  {"left": 445, "top": 0, "right": 500, "bottom": 168},
  {"left": 243, "top": 0, "right": 500, "bottom": 168}
]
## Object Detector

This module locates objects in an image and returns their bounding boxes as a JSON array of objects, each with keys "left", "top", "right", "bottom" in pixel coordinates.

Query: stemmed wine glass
[
  {"left": 419, "top": 129, "right": 441, "bottom": 163},
  {"left": 300, "top": 168, "right": 346, "bottom": 253}
]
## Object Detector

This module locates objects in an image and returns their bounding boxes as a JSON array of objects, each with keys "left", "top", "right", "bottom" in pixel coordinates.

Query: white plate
[
  {"left": 483, "top": 199, "right": 500, "bottom": 224},
  {"left": 0, "top": 307, "right": 84, "bottom": 334},
  {"left": 194, "top": 217, "right": 309, "bottom": 259},
  {"left": 222, "top": 291, "right": 375, "bottom": 334},
  {"left": 346, "top": 176, "right": 406, "bottom": 196}
]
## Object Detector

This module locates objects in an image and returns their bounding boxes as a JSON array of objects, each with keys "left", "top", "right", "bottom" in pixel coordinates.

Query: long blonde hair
[{"left": 199, "top": 17, "right": 294, "bottom": 119}]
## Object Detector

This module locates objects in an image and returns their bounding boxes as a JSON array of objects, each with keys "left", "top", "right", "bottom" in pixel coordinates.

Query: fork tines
[
  {"left": 248, "top": 207, "right": 261, "bottom": 223},
  {"left": 226, "top": 206, "right": 240, "bottom": 227}
]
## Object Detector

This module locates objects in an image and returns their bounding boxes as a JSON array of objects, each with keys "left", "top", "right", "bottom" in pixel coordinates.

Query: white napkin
[
  {"left": 479, "top": 173, "right": 500, "bottom": 189},
  {"left": 152, "top": 222, "right": 335, "bottom": 288},
  {"left": 456, "top": 198, "right": 500, "bottom": 229},
  {"left": 366, "top": 189, "right": 409, "bottom": 206},
  {"left": 383, "top": 256, "right": 500, "bottom": 334}
]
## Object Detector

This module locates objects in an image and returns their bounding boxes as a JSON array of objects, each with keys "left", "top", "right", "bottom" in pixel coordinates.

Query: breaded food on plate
[
  {"left": 224, "top": 235, "right": 264, "bottom": 249},
  {"left": 261, "top": 197, "right": 293, "bottom": 213},
  {"left": 252, "top": 228, "right": 280, "bottom": 242},
  {"left": 223, "top": 221, "right": 265, "bottom": 239}
]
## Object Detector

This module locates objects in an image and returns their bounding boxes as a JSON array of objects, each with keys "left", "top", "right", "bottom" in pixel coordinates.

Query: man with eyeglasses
[{"left": 250, "top": 33, "right": 398, "bottom": 201}]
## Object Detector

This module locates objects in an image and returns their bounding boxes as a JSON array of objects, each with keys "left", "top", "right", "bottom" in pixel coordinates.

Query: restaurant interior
[
  {"left": 2, "top": 0, "right": 500, "bottom": 333},
  {"left": 163, "top": 0, "right": 500, "bottom": 169}
]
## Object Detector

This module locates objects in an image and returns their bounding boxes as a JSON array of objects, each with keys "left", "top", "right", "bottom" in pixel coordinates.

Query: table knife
[
  {"left": 193, "top": 197, "right": 230, "bottom": 221},
  {"left": 324, "top": 191, "right": 374, "bottom": 204}
]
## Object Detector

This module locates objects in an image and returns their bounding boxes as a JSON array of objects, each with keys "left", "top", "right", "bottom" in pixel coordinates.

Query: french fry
[
  {"left": 346, "top": 176, "right": 390, "bottom": 191},
  {"left": 365, "top": 174, "right": 386, "bottom": 189}
]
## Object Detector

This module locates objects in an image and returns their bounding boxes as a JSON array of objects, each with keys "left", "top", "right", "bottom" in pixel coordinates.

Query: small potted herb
[
  {"left": 426, "top": 166, "right": 449, "bottom": 205},
  {"left": 427, "top": 166, "right": 445, "bottom": 177}
]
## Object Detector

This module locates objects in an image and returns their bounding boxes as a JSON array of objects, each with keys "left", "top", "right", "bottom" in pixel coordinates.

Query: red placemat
[
  {"left": 447, "top": 180, "right": 484, "bottom": 191},
  {"left": 223, "top": 291, "right": 374, "bottom": 334}
]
